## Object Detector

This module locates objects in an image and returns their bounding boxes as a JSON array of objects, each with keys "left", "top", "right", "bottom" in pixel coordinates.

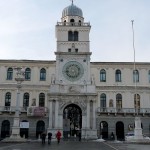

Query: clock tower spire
[{"left": 54, "top": 3, "right": 92, "bottom": 85}]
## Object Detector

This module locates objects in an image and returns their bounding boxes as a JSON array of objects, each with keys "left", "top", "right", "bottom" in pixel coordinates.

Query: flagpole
[{"left": 131, "top": 20, "right": 138, "bottom": 116}]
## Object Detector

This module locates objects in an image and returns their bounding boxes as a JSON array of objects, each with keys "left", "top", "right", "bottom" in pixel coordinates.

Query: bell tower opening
[{"left": 63, "top": 104, "right": 82, "bottom": 139}]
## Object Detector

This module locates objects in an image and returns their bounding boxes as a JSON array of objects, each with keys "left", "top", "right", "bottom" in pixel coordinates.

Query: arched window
[
  {"left": 68, "top": 31, "right": 73, "bottom": 41},
  {"left": 116, "top": 69, "right": 121, "bottom": 82},
  {"left": 134, "top": 94, "right": 140, "bottom": 109},
  {"left": 25, "top": 68, "right": 31, "bottom": 80},
  {"left": 64, "top": 20, "right": 66, "bottom": 25},
  {"left": 39, "top": 93, "right": 45, "bottom": 107},
  {"left": 133, "top": 70, "right": 139, "bottom": 82},
  {"left": 5, "top": 92, "right": 11, "bottom": 110},
  {"left": 23, "top": 93, "right": 29, "bottom": 110},
  {"left": 40, "top": 68, "right": 46, "bottom": 81},
  {"left": 116, "top": 94, "right": 122, "bottom": 109},
  {"left": 100, "top": 93, "right": 106, "bottom": 108},
  {"left": 148, "top": 70, "right": 150, "bottom": 82},
  {"left": 70, "top": 19, "right": 75, "bottom": 26},
  {"left": 74, "top": 31, "right": 78, "bottom": 41},
  {"left": 100, "top": 69, "right": 106, "bottom": 82},
  {"left": 7, "top": 68, "right": 13, "bottom": 80},
  {"left": 79, "top": 20, "right": 81, "bottom": 26}
]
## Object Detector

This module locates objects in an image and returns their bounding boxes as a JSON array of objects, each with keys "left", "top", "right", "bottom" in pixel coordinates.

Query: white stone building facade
[{"left": 0, "top": 3, "right": 150, "bottom": 140}]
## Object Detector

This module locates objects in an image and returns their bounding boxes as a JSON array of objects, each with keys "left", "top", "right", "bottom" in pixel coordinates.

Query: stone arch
[
  {"left": 59, "top": 99, "right": 87, "bottom": 116},
  {"left": 63, "top": 103, "right": 82, "bottom": 138}
]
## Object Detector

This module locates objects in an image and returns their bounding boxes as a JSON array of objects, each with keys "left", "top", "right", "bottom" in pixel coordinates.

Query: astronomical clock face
[{"left": 62, "top": 61, "right": 84, "bottom": 81}]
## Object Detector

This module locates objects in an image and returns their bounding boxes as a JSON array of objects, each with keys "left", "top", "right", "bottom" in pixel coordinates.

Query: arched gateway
[{"left": 63, "top": 104, "right": 82, "bottom": 139}]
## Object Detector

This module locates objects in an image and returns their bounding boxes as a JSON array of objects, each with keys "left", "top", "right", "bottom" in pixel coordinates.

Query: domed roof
[{"left": 62, "top": 4, "right": 83, "bottom": 18}]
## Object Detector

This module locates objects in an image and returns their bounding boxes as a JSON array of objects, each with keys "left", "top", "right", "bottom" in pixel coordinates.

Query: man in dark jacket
[
  {"left": 41, "top": 132, "right": 46, "bottom": 144},
  {"left": 48, "top": 132, "right": 52, "bottom": 145}
]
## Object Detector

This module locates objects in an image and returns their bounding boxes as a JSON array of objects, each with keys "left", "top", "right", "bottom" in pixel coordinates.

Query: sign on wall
[
  {"left": 20, "top": 122, "right": 29, "bottom": 128},
  {"left": 27, "top": 107, "right": 45, "bottom": 117},
  {"left": 33, "top": 107, "right": 45, "bottom": 116}
]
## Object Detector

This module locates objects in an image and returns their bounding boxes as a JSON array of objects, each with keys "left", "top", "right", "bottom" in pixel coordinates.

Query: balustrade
[
  {"left": 57, "top": 22, "right": 90, "bottom": 26},
  {"left": 97, "top": 107, "right": 150, "bottom": 115}
]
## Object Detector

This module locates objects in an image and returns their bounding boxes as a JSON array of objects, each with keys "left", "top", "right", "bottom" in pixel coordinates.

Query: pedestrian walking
[
  {"left": 41, "top": 132, "right": 46, "bottom": 144},
  {"left": 56, "top": 130, "right": 61, "bottom": 144},
  {"left": 48, "top": 132, "right": 52, "bottom": 145}
]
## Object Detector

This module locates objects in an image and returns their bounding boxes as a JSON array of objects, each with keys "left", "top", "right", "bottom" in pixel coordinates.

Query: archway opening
[
  {"left": 36, "top": 120, "right": 45, "bottom": 138},
  {"left": 116, "top": 121, "right": 124, "bottom": 140},
  {"left": 1, "top": 120, "right": 10, "bottom": 139},
  {"left": 63, "top": 104, "right": 82, "bottom": 139},
  {"left": 100, "top": 121, "right": 108, "bottom": 139},
  {"left": 20, "top": 120, "right": 29, "bottom": 138}
]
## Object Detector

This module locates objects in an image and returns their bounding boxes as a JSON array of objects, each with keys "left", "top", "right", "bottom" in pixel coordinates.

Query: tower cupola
[
  {"left": 61, "top": 2, "right": 84, "bottom": 23},
  {"left": 62, "top": 3, "right": 83, "bottom": 18}
]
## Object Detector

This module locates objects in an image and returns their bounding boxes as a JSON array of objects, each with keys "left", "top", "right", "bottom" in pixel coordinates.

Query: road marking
[{"left": 103, "top": 142, "right": 119, "bottom": 150}]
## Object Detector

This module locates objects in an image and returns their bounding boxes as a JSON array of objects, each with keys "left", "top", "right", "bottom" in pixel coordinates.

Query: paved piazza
[{"left": 0, "top": 141, "right": 150, "bottom": 150}]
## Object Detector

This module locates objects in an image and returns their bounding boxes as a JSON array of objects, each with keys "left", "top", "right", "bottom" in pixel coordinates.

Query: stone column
[
  {"left": 90, "top": 100, "right": 93, "bottom": 129},
  {"left": 86, "top": 100, "right": 90, "bottom": 129},
  {"left": 52, "top": 100, "right": 56, "bottom": 128},
  {"left": 55, "top": 100, "right": 59, "bottom": 128},
  {"left": 48, "top": 100, "right": 52, "bottom": 128},
  {"left": 93, "top": 100, "right": 96, "bottom": 129}
]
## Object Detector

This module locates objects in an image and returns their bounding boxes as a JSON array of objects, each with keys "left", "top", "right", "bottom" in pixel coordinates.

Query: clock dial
[{"left": 63, "top": 61, "right": 84, "bottom": 81}]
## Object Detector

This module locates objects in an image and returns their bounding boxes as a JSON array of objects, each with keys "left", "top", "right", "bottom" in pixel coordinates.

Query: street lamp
[{"left": 9, "top": 67, "right": 25, "bottom": 141}]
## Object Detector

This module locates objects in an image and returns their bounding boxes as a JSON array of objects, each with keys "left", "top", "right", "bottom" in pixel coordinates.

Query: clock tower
[{"left": 48, "top": 2, "right": 97, "bottom": 139}]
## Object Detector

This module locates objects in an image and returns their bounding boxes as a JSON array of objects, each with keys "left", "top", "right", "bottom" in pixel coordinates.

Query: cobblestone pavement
[{"left": 0, "top": 141, "right": 150, "bottom": 150}]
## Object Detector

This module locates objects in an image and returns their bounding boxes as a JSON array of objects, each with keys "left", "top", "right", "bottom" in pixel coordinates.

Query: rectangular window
[
  {"left": 40, "top": 73, "right": 46, "bottom": 81},
  {"left": 25, "top": 73, "right": 31, "bottom": 80},
  {"left": 133, "top": 70, "right": 139, "bottom": 83},
  {"left": 7, "top": 72, "right": 13, "bottom": 80},
  {"left": 100, "top": 73, "right": 106, "bottom": 82},
  {"left": 116, "top": 74, "right": 121, "bottom": 82},
  {"left": 75, "top": 49, "right": 78, "bottom": 52}
]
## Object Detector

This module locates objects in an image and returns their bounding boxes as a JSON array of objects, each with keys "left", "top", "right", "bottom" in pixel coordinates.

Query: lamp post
[{"left": 9, "top": 67, "right": 25, "bottom": 141}]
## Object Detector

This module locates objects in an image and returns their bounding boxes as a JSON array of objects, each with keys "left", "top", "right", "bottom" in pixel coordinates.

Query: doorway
[
  {"left": 20, "top": 120, "right": 29, "bottom": 138},
  {"left": 100, "top": 121, "right": 108, "bottom": 139},
  {"left": 36, "top": 120, "right": 45, "bottom": 138},
  {"left": 63, "top": 104, "right": 82, "bottom": 139},
  {"left": 116, "top": 121, "right": 124, "bottom": 140},
  {"left": 1, "top": 120, "right": 10, "bottom": 139}
]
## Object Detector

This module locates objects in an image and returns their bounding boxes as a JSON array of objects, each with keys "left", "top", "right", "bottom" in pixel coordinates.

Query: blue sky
[{"left": 0, "top": 0, "right": 150, "bottom": 62}]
